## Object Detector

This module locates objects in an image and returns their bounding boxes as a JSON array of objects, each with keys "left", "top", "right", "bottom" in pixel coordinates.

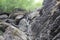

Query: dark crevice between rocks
[{"left": 0, "top": 23, "right": 8, "bottom": 35}]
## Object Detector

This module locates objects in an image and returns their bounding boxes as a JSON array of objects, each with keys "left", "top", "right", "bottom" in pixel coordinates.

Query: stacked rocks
[
  {"left": 0, "top": 0, "right": 60, "bottom": 40},
  {"left": 0, "top": 8, "right": 40, "bottom": 40}
]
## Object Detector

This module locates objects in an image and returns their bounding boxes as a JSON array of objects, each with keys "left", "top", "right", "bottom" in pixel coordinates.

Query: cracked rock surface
[{"left": 0, "top": 0, "right": 60, "bottom": 40}]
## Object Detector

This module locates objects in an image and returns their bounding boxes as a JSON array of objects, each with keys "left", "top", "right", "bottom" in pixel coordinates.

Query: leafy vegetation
[{"left": 0, "top": 0, "right": 43, "bottom": 12}]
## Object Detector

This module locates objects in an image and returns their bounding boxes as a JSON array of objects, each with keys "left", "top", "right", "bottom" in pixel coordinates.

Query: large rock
[
  {"left": 18, "top": 18, "right": 28, "bottom": 32},
  {"left": 29, "top": 0, "right": 60, "bottom": 40},
  {"left": 0, "top": 22, "right": 27, "bottom": 40},
  {"left": 0, "top": 36, "right": 4, "bottom": 40},
  {"left": 0, "top": 15, "right": 8, "bottom": 20}
]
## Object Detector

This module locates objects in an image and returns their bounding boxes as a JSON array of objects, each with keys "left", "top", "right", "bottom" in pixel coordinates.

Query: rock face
[
  {"left": 0, "top": 22, "right": 27, "bottom": 40},
  {"left": 0, "top": 0, "right": 60, "bottom": 40},
  {"left": 4, "top": 23, "right": 27, "bottom": 40},
  {"left": 29, "top": 0, "right": 60, "bottom": 40}
]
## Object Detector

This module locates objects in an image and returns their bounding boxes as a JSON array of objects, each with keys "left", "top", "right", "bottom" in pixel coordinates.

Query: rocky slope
[{"left": 0, "top": 0, "right": 60, "bottom": 40}]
